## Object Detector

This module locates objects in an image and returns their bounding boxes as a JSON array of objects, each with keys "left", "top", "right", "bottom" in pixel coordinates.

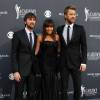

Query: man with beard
[
  {"left": 57, "top": 5, "right": 87, "bottom": 100},
  {"left": 12, "top": 12, "right": 40, "bottom": 100}
]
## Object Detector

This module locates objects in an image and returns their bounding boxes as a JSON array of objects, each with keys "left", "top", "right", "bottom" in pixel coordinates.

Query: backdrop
[{"left": 0, "top": 0, "right": 100, "bottom": 100}]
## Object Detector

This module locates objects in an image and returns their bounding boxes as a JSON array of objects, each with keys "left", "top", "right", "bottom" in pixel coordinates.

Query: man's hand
[
  {"left": 14, "top": 72, "right": 21, "bottom": 82},
  {"left": 80, "top": 64, "right": 87, "bottom": 72}
]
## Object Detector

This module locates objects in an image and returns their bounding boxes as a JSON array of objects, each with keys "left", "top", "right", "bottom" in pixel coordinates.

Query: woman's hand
[{"left": 35, "top": 35, "right": 42, "bottom": 55}]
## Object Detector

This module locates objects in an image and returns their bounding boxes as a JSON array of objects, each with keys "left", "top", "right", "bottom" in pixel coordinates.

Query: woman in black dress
[{"left": 35, "top": 19, "right": 61, "bottom": 100}]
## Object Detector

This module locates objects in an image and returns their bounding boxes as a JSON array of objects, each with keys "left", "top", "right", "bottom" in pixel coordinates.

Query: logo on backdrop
[
  {"left": 58, "top": 12, "right": 64, "bottom": 16},
  {"left": 85, "top": 7, "right": 100, "bottom": 22},
  {"left": 89, "top": 34, "right": 100, "bottom": 39},
  {"left": 81, "top": 85, "right": 85, "bottom": 97},
  {"left": 87, "top": 52, "right": 100, "bottom": 61},
  {"left": 0, "top": 54, "right": 9, "bottom": 60},
  {"left": 9, "top": 73, "right": 14, "bottom": 80},
  {"left": 0, "top": 10, "right": 8, "bottom": 16},
  {"left": 0, "top": 88, "right": 10, "bottom": 99},
  {"left": 7, "top": 31, "right": 14, "bottom": 39},
  {"left": 87, "top": 73, "right": 100, "bottom": 78},
  {"left": 67, "top": 91, "right": 74, "bottom": 95},
  {"left": 15, "top": 4, "right": 37, "bottom": 19},
  {"left": 81, "top": 85, "right": 98, "bottom": 97},
  {"left": 44, "top": 10, "right": 52, "bottom": 18},
  {"left": 0, "top": 88, "right": 3, "bottom": 99},
  {"left": 58, "top": 12, "right": 78, "bottom": 17}
]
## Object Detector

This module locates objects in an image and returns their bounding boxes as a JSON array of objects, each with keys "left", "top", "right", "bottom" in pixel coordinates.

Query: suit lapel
[
  {"left": 70, "top": 24, "right": 77, "bottom": 42},
  {"left": 60, "top": 25, "right": 68, "bottom": 46},
  {"left": 70, "top": 24, "right": 75, "bottom": 42},
  {"left": 22, "top": 29, "right": 32, "bottom": 50}
]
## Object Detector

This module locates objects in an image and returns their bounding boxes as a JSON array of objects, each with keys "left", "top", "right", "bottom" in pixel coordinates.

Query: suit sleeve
[
  {"left": 57, "top": 26, "right": 61, "bottom": 35},
  {"left": 11, "top": 33, "right": 20, "bottom": 73},
  {"left": 80, "top": 26, "right": 87, "bottom": 64},
  {"left": 32, "top": 35, "right": 41, "bottom": 74}
]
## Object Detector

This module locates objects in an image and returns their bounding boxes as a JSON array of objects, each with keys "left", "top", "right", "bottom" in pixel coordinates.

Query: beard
[
  {"left": 65, "top": 18, "right": 76, "bottom": 24},
  {"left": 26, "top": 23, "right": 35, "bottom": 30}
]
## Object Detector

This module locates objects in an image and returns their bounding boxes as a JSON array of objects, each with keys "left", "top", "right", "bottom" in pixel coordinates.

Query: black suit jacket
[
  {"left": 57, "top": 24, "right": 87, "bottom": 69},
  {"left": 11, "top": 29, "right": 40, "bottom": 76}
]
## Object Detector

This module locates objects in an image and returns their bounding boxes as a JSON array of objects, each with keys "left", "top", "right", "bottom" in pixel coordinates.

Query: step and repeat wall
[{"left": 0, "top": 0, "right": 100, "bottom": 100}]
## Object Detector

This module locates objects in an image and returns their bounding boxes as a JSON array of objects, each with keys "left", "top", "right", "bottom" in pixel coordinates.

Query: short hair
[
  {"left": 64, "top": 5, "right": 76, "bottom": 14},
  {"left": 24, "top": 12, "right": 36, "bottom": 21}
]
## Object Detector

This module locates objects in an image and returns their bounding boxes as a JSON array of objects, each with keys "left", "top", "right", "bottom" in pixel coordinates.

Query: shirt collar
[
  {"left": 25, "top": 27, "right": 33, "bottom": 34},
  {"left": 65, "top": 23, "right": 74, "bottom": 28}
]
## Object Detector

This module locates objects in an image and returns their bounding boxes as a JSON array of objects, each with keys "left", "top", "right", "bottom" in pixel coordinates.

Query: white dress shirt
[
  {"left": 25, "top": 27, "right": 34, "bottom": 47},
  {"left": 63, "top": 23, "right": 74, "bottom": 44}
]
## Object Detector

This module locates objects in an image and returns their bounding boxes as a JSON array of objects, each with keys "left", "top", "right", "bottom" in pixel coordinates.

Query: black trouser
[
  {"left": 14, "top": 75, "right": 31, "bottom": 100},
  {"left": 14, "top": 74, "right": 42, "bottom": 100},
  {"left": 61, "top": 67, "right": 81, "bottom": 100}
]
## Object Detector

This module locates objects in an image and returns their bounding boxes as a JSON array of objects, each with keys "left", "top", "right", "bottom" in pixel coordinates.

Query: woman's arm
[
  {"left": 35, "top": 34, "right": 42, "bottom": 55},
  {"left": 55, "top": 34, "right": 61, "bottom": 54}
]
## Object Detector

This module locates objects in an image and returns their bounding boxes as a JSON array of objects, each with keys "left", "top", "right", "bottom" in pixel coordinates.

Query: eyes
[
  {"left": 68, "top": 13, "right": 76, "bottom": 16},
  {"left": 46, "top": 27, "right": 53, "bottom": 30},
  {"left": 27, "top": 18, "right": 36, "bottom": 22}
]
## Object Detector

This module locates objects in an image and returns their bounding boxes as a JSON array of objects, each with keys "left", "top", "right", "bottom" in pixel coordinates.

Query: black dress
[{"left": 39, "top": 41, "right": 61, "bottom": 100}]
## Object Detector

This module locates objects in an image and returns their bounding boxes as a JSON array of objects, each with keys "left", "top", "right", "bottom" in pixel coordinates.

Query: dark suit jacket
[
  {"left": 57, "top": 24, "right": 87, "bottom": 69},
  {"left": 11, "top": 29, "right": 40, "bottom": 76}
]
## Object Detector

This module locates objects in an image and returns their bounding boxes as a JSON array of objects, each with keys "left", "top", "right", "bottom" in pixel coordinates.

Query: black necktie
[
  {"left": 29, "top": 33, "right": 32, "bottom": 48},
  {"left": 67, "top": 26, "right": 70, "bottom": 44}
]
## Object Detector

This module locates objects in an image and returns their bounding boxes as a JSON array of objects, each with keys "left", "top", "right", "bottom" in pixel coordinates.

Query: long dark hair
[{"left": 42, "top": 19, "right": 56, "bottom": 41}]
